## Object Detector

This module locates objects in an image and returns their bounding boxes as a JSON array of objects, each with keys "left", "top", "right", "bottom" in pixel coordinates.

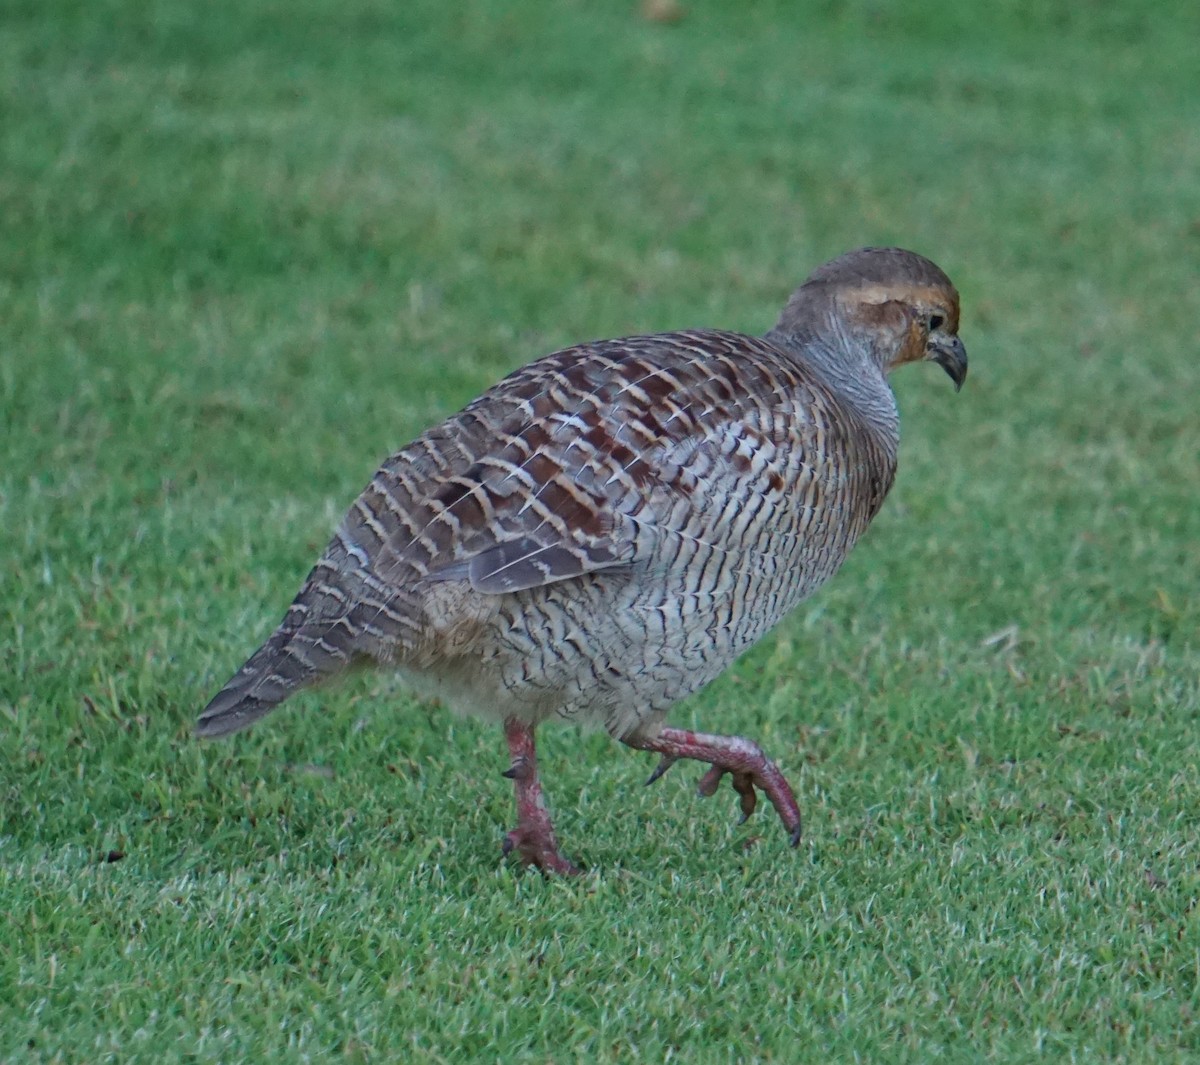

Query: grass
[{"left": 3, "top": 0, "right": 1200, "bottom": 1059}]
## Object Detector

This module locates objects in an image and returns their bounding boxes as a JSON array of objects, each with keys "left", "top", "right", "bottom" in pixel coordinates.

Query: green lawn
[{"left": 4, "top": 0, "right": 1200, "bottom": 1059}]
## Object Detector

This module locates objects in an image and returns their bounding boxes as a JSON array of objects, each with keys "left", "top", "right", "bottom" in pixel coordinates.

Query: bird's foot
[
  {"left": 501, "top": 823, "right": 581, "bottom": 877},
  {"left": 626, "top": 726, "right": 802, "bottom": 846},
  {"left": 501, "top": 718, "right": 582, "bottom": 876}
]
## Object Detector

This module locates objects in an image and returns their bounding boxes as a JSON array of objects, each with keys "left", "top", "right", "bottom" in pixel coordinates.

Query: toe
[
  {"left": 696, "top": 765, "right": 725, "bottom": 798},
  {"left": 731, "top": 773, "right": 758, "bottom": 822}
]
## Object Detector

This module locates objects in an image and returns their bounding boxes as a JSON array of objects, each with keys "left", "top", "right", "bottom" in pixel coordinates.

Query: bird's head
[{"left": 774, "top": 247, "right": 968, "bottom": 390}]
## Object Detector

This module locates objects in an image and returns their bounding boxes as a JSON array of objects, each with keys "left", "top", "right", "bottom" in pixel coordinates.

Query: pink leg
[
  {"left": 500, "top": 718, "right": 581, "bottom": 876},
  {"left": 623, "top": 727, "right": 802, "bottom": 847}
]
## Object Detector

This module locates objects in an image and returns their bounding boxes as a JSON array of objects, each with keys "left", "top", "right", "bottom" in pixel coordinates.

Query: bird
[{"left": 197, "top": 246, "right": 967, "bottom": 874}]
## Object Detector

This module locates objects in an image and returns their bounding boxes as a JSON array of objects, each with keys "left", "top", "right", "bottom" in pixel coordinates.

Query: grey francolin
[{"left": 197, "top": 246, "right": 968, "bottom": 874}]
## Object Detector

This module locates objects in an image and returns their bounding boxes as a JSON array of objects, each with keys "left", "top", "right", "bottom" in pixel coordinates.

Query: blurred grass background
[{"left": 2, "top": 0, "right": 1200, "bottom": 1060}]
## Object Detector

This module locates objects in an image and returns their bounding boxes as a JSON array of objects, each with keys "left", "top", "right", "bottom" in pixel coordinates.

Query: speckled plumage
[{"left": 198, "top": 246, "right": 968, "bottom": 873}]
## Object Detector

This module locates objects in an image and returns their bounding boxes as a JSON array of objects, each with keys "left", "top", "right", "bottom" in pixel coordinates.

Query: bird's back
[{"left": 197, "top": 327, "right": 899, "bottom": 739}]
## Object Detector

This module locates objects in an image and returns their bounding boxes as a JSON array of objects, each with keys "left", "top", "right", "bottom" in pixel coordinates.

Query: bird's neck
[{"left": 764, "top": 323, "right": 900, "bottom": 443}]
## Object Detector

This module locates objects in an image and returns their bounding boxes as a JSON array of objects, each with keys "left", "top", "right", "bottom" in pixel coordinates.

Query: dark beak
[{"left": 929, "top": 335, "right": 968, "bottom": 392}]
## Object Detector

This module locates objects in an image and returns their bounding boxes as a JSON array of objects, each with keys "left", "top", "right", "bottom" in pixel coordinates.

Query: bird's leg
[
  {"left": 500, "top": 717, "right": 581, "bottom": 876},
  {"left": 624, "top": 727, "right": 802, "bottom": 846}
]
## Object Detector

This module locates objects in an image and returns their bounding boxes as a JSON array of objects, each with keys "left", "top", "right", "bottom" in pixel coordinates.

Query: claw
[{"left": 644, "top": 754, "right": 677, "bottom": 787}]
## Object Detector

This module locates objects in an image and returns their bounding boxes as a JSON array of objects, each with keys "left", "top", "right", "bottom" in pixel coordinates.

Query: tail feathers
[
  {"left": 194, "top": 690, "right": 280, "bottom": 738},
  {"left": 195, "top": 626, "right": 336, "bottom": 738}
]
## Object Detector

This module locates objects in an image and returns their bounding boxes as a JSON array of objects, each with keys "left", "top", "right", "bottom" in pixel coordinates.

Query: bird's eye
[{"left": 928, "top": 313, "right": 945, "bottom": 331}]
